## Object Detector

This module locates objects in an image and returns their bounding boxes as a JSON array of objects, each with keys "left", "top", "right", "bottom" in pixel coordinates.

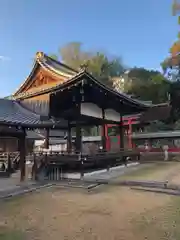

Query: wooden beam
[
  {"left": 19, "top": 129, "right": 26, "bottom": 182},
  {"left": 44, "top": 128, "right": 49, "bottom": 149},
  {"left": 75, "top": 85, "right": 82, "bottom": 154},
  {"left": 67, "top": 121, "right": 72, "bottom": 153},
  {"left": 75, "top": 121, "right": 82, "bottom": 153}
]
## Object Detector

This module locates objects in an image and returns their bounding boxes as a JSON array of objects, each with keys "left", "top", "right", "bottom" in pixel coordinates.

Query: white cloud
[{"left": 0, "top": 56, "right": 11, "bottom": 61}]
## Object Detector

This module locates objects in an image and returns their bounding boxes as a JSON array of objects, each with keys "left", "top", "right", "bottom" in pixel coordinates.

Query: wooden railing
[
  {"left": 0, "top": 152, "right": 20, "bottom": 175},
  {"left": 0, "top": 152, "right": 19, "bottom": 163},
  {"left": 33, "top": 149, "right": 141, "bottom": 181}
]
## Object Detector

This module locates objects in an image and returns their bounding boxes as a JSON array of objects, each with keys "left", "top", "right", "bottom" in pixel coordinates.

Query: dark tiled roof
[
  {"left": 41, "top": 54, "right": 78, "bottom": 75},
  {"left": 19, "top": 100, "right": 49, "bottom": 116},
  {"left": 140, "top": 104, "right": 171, "bottom": 122},
  {"left": 26, "top": 130, "right": 65, "bottom": 139},
  {"left": 26, "top": 130, "right": 44, "bottom": 139},
  {"left": 0, "top": 99, "right": 67, "bottom": 128},
  {"left": 36, "top": 129, "right": 66, "bottom": 138}
]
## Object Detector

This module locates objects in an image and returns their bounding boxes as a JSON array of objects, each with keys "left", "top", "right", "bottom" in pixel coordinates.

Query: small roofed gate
[{"left": 106, "top": 126, "right": 128, "bottom": 151}]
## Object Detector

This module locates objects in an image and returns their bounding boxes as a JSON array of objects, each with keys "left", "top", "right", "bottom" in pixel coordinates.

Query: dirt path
[
  {"left": 1, "top": 162, "right": 180, "bottom": 239},
  {"left": 167, "top": 168, "right": 180, "bottom": 185},
  {"left": 0, "top": 186, "right": 172, "bottom": 240}
]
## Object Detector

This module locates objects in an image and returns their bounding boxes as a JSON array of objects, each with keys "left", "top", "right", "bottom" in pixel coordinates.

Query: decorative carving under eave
[
  {"left": 16, "top": 66, "right": 71, "bottom": 99},
  {"left": 25, "top": 70, "right": 48, "bottom": 91}
]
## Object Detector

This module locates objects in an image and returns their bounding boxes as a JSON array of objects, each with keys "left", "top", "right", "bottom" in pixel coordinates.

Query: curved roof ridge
[
  {"left": 13, "top": 60, "right": 39, "bottom": 96},
  {"left": 75, "top": 71, "right": 148, "bottom": 108},
  {"left": 37, "top": 52, "right": 77, "bottom": 77},
  {"left": 13, "top": 51, "right": 78, "bottom": 97},
  {"left": 38, "top": 59, "right": 74, "bottom": 79},
  {"left": 43, "top": 53, "right": 78, "bottom": 73}
]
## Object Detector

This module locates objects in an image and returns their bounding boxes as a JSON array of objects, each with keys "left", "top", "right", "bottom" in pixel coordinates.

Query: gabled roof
[
  {"left": 120, "top": 103, "right": 171, "bottom": 123},
  {"left": 0, "top": 99, "right": 67, "bottom": 129},
  {"left": 14, "top": 52, "right": 78, "bottom": 97},
  {"left": 26, "top": 130, "right": 44, "bottom": 139},
  {"left": 52, "top": 70, "right": 149, "bottom": 111},
  {"left": 12, "top": 52, "right": 153, "bottom": 113},
  {"left": 140, "top": 103, "right": 171, "bottom": 122},
  {"left": 26, "top": 129, "right": 65, "bottom": 140}
]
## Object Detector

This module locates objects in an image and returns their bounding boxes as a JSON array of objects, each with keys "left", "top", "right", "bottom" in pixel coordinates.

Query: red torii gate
[{"left": 105, "top": 114, "right": 141, "bottom": 151}]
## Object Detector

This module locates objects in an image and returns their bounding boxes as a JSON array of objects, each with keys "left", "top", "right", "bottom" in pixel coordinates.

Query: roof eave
[
  {"left": 52, "top": 71, "right": 149, "bottom": 111},
  {"left": 13, "top": 60, "right": 40, "bottom": 96}
]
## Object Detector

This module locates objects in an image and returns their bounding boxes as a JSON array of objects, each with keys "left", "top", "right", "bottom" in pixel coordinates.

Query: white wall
[{"left": 80, "top": 102, "right": 120, "bottom": 122}]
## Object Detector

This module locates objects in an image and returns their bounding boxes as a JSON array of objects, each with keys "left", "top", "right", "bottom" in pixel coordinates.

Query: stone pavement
[
  {"left": 0, "top": 171, "right": 52, "bottom": 199},
  {"left": 83, "top": 162, "right": 146, "bottom": 181},
  {"left": 0, "top": 163, "right": 149, "bottom": 199}
]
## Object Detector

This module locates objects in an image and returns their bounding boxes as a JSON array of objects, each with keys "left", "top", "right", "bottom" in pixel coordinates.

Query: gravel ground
[
  {"left": 1, "top": 162, "right": 180, "bottom": 239},
  {"left": 0, "top": 186, "right": 173, "bottom": 240}
]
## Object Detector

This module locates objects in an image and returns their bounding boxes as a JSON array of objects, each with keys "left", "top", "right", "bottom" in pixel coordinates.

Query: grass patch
[
  {"left": 114, "top": 162, "right": 179, "bottom": 181},
  {"left": 0, "top": 227, "right": 24, "bottom": 240}
]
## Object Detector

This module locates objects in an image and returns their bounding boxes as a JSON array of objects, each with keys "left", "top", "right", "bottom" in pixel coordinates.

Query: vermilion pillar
[{"left": 119, "top": 114, "right": 124, "bottom": 150}]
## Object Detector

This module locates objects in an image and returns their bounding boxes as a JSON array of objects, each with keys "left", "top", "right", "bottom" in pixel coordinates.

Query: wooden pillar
[
  {"left": 80, "top": 159, "right": 84, "bottom": 178},
  {"left": 67, "top": 122, "right": 72, "bottom": 153},
  {"left": 19, "top": 129, "right": 26, "bottom": 182},
  {"left": 119, "top": 114, "right": 124, "bottom": 150},
  {"left": 101, "top": 108, "right": 106, "bottom": 151},
  {"left": 75, "top": 121, "right": 82, "bottom": 153},
  {"left": 128, "top": 119, "right": 132, "bottom": 149},
  {"left": 7, "top": 153, "right": 12, "bottom": 173},
  {"left": 44, "top": 128, "right": 49, "bottom": 149},
  {"left": 32, "top": 153, "right": 38, "bottom": 181},
  {"left": 74, "top": 90, "right": 82, "bottom": 154}
]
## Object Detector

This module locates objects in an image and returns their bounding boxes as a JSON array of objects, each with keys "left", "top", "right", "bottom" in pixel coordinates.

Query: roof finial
[
  {"left": 36, "top": 52, "right": 44, "bottom": 60},
  {"left": 79, "top": 61, "right": 89, "bottom": 72}
]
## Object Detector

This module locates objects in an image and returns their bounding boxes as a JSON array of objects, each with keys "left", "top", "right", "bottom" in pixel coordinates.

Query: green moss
[
  {"left": 115, "top": 162, "right": 174, "bottom": 181},
  {"left": 0, "top": 228, "right": 24, "bottom": 240}
]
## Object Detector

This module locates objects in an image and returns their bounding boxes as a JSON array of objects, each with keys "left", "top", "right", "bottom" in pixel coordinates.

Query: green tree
[
  {"left": 60, "top": 42, "right": 91, "bottom": 70},
  {"left": 160, "top": 1, "right": 180, "bottom": 123},
  {"left": 86, "top": 53, "right": 124, "bottom": 87},
  {"left": 127, "top": 67, "right": 159, "bottom": 82},
  {"left": 51, "top": 42, "right": 125, "bottom": 87},
  {"left": 161, "top": 1, "right": 180, "bottom": 78},
  {"left": 122, "top": 68, "right": 170, "bottom": 104}
]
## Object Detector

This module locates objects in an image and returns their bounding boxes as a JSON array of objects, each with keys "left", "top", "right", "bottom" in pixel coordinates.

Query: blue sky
[{"left": 0, "top": 0, "right": 178, "bottom": 97}]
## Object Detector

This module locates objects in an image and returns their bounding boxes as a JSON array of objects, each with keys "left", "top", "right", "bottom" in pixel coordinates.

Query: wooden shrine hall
[{"left": 0, "top": 52, "right": 150, "bottom": 181}]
